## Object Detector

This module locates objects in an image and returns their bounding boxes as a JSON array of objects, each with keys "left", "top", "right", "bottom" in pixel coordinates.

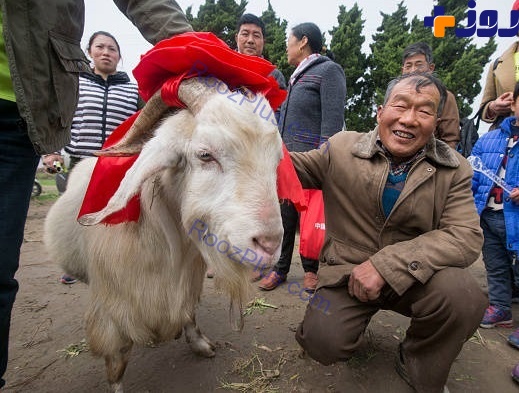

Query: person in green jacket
[{"left": 0, "top": 0, "right": 192, "bottom": 388}]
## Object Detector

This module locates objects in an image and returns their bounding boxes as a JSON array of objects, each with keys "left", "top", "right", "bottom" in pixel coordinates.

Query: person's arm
[
  {"left": 289, "top": 142, "right": 330, "bottom": 190},
  {"left": 319, "top": 62, "right": 346, "bottom": 141},
  {"left": 113, "top": 0, "right": 193, "bottom": 45},
  {"left": 436, "top": 91, "right": 460, "bottom": 148},
  {"left": 480, "top": 61, "right": 499, "bottom": 123},
  {"left": 368, "top": 159, "right": 483, "bottom": 296}
]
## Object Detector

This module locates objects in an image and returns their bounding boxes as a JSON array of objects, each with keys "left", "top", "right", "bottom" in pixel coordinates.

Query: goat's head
[{"left": 79, "top": 77, "right": 284, "bottom": 298}]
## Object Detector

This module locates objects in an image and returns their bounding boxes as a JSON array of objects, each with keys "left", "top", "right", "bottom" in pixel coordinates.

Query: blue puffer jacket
[{"left": 470, "top": 116, "right": 519, "bottom": 253}]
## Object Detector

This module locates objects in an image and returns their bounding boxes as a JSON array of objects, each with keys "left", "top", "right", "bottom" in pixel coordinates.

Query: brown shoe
[
  {"left": 258, "top": 271, "right": 286, "bottom": 291},
  {"left": 303, "top": 272, "right": 318, "bottom": 293}
]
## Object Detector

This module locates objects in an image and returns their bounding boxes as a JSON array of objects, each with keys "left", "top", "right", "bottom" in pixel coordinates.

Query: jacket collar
[
  {"left": 351, "top": 127, "right": 460, "bottom": 168},
  {"left": 499, "top": 116, "right": 517, "bottom": 136},
  {"left": 80, "top": 70, "right": 130, "bottom": 85}
]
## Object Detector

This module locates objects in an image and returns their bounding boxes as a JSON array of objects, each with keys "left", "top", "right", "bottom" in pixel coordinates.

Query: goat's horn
[
  {"left": 178, "top": 77, "right": 225, "bottom": 114},
  {"left": 95, "top": 90, "right": 170, "bottom": 157},
  {"left": 95, "top": 77, "right": 225, "bottom": 157}
]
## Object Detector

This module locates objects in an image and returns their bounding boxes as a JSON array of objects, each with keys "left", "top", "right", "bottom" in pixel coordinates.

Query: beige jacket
[
  {"left": 290, "top": 129, "right": 483, "bottom": 296},
  {"left": 436, "top": 90, "right": 460, "bottom": 148},
  {"left": 480, "top": 41, "right": 519, "bottom": 124}
]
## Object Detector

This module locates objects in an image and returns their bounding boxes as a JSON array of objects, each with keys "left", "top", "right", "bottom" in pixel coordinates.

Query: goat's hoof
[
  {"left": 189, "top": 334, "right": 216, "bottom": 358},
  {"left": 111, "top": 382, "right": 124, "bottom": 393}
]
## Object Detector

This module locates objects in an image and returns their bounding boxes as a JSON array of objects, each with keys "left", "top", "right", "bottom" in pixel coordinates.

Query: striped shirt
[{"left": 65, "top": 71, "right": 141, "bottom": 158}]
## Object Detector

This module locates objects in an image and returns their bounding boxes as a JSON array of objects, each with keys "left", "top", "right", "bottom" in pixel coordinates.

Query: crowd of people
[{"left": 1, "top": 0, "right": 519, "bottom": 392}]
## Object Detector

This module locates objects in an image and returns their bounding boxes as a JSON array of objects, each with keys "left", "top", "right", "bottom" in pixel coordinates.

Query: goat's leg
[
  {"left": 104, "top": 343, "right": 133, "bottom": 393},
  {"left": 184, "top": 320, "right": 215, "bottom": 357},
  {"left": 86, "top": 305, "right": 133, "bottom": 393}
]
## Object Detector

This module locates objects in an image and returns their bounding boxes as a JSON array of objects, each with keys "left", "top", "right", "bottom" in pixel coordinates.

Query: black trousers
[
  {"left": 274, "top": 201, "right": 318, "bottom": 276},
  {"left": 0, "top": 99, "right": 39, "bottom": 388}
]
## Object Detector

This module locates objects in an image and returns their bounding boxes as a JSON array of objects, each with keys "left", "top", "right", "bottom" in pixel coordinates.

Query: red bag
[{"left": 299, "top": 189, "right": 325, "bottom": 260}]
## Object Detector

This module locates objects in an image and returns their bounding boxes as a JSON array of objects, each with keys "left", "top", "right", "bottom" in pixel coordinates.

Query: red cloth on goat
[{"left": 78, "top": 32, "right": 306, "bottom": 225}]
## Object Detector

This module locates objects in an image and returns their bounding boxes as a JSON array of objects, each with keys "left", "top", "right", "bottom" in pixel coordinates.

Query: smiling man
[
  {"left": 289, "top": 73, "right": 486, "bottom": 393},
  {"left": 234, "top": 13, "right": 286, "bottom": 90}
]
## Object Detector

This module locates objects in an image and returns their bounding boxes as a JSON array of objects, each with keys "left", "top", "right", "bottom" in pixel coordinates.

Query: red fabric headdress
[{"left": 78, "top": 32, "right": 306, "bottom": 224}]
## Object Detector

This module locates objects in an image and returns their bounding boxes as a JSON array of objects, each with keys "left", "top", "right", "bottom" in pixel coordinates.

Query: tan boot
[
  {"left": 303, "top": 272, "right": 318, "bottom": 293},
  {"left": 258, "top": 271, "right": 286, "bottom": 291}
]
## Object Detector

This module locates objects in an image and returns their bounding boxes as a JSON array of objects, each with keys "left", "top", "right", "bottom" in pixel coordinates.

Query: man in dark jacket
[{"left": 0, "top": 0, "right": 192, "bottom": 388}]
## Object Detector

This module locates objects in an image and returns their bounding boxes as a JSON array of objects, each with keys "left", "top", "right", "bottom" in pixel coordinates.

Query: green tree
[
  {"left": 431, "top": 0, "right": 496, "bottom": 117},
  {"left": 261, "top": 1, "right": 291, "bottom": 80},
  {"left": 368, "top": 0, "right": 496, "bottom": 119},
  {"left": 329, "top": 4, "right": 373, "bottom": 131},
  {"left": 368, "top": 2, "right": 412, "bottom": 109},
  {"left": 185, "top": 0, "right": 247, "bottom": 48}
]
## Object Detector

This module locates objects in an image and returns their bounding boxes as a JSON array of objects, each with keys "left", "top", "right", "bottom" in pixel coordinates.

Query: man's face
[
  {"left": 377, "top": 79, "right": 440, "bottom": 161},
  {"left": 402, "top": 54, "right": 435, "bottom": 74},
  {"left": 235, "top": 23, "right": 264, "bottom": 57}
]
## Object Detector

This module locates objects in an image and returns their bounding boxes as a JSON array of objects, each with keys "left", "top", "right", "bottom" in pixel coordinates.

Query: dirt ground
[{"left": 3, "top": 181, "right": 519, "bottom": 393}]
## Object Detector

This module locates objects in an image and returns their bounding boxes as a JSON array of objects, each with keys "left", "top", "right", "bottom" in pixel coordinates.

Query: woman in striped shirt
[
  {"left": 66, "top": 30, "right": 143, "bottom": 167},
  {"left": 44, "top": 31, "right": 143, "bottom": 284}
]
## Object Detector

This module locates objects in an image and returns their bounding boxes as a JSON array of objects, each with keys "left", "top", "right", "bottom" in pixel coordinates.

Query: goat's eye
[{"left": 197, "top": 151, "right": 214, "bottom": 162}]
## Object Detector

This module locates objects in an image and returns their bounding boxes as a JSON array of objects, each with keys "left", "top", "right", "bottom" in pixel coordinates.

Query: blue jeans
[
  {"left": 0, "top": 100, "right": 39, "bottom": 388},
  {"left": 481, "top": 209, "right": 515, "bottom": 311}
]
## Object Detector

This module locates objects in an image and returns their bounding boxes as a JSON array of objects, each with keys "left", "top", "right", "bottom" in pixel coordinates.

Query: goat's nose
[{"left": 254, "top": 235, "right": 282, "bottom": 256}]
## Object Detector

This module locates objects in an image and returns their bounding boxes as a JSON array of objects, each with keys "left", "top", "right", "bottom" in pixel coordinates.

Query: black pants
[
  {"left": 0, "top": 99, "right": 39, "bottom": 388},
  {"left": 274, "top": 201, "right": 318, "bottom": 276}
]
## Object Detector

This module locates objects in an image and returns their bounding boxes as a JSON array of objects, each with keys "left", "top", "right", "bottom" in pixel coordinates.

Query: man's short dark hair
[
  {"left": 402, "top": 42, "right": 434, "bottom": 64},
  {"left": 236, "top": 13, "right": 265, "bottom": 37}
]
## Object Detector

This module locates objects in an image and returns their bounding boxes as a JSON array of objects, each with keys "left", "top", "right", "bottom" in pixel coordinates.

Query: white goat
[{"left": 44, "top": 77, "right": 284, "bottom": 392}]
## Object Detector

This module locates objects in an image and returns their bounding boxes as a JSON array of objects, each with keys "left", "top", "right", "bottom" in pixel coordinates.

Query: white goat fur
[{"left": 44, "top": 90, "right": 284, "bottom": 390}]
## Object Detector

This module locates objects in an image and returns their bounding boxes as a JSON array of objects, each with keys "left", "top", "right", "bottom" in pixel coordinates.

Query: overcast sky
[{"left": 84, "top": 0, "right": 516, "bottom": 118}]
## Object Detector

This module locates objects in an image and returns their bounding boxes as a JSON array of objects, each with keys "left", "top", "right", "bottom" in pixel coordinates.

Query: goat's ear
[{"left": 78, "top": 114, "right": 192, "bottom": 226}]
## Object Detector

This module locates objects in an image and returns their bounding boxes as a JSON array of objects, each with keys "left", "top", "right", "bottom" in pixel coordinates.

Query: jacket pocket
[{"left": 48, "top": 31, "right": 90, "bottom": 129}]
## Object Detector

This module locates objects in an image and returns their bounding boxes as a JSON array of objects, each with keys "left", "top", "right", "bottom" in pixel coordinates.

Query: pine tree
[
  {"left": 430, "top": 0, "right": 496, "bottom": 117},
  {"left": 368, "top": 2, "right": 412, "bottom": 109},
  {"left": 329, "top": 4, "right": 373, "bottom": 131},
  {"left": 368, "top": 0, "right": 496, "bottom": 119},
  {"left": 261, "top": 1, "right": 291, "bottom": 81},
  {"left": 186, "top": 0, "right": 247, "bottom": 48}
]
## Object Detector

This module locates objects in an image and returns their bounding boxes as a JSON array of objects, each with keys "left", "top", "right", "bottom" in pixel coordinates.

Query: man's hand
[
  {"left": 489, "top": 91, "right": 513, "bottom": 117},
  {"left": 42, "top": 153, "right": 64, "bottom": 174},
  {"left": 348, "top": 260, "right": 386, "bottom": 302}
]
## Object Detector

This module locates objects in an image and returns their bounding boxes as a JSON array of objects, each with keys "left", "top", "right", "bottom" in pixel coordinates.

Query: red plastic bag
[{"left": 299, "top": 189, "right": 325, "bottom": 260}]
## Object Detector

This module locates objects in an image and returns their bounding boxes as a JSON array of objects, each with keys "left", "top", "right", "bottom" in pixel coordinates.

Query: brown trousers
[{"left": 295, "top": 267, "right": 487, "bottom": 393}]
